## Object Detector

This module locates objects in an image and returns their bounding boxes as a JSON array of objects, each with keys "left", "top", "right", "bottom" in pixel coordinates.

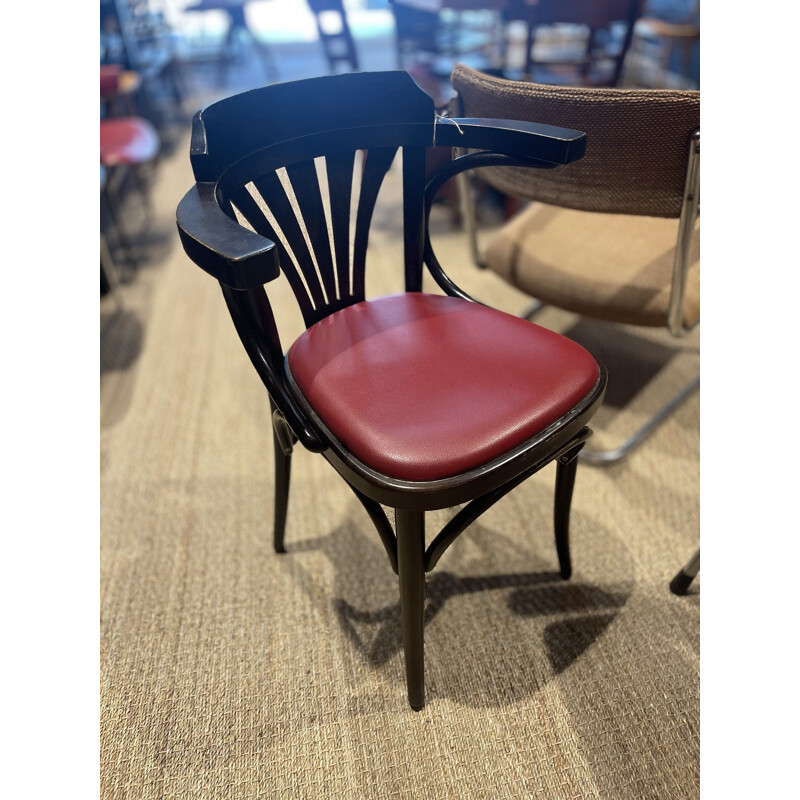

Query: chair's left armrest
[
  {"left": 176, "top": 182, "right": 280, "bottom": 290},
  {"left": 433, "top": 117, "right": 586, "bottom": 165}
]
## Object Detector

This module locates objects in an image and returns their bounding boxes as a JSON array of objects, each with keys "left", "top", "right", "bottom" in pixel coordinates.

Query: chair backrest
[
  {"left": 189, "top": 71, "right": 435, "bottom": 327},
  {"left": 450, "top": 63, "right": 699, "bottom": 217}
]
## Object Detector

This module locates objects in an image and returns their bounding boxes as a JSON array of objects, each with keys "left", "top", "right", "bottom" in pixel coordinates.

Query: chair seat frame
[{"left": 176, "top": 71, "right": 607, "bottom": 708}]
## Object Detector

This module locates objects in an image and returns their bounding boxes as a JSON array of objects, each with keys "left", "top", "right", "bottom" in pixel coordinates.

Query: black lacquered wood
[
  {"left": 402, "top": 146, "right": 427, "bottom": 293},
  {"left": 352, "top": 146, "right": 397, "bottom": 301},
  {"left": 325, "top": 150, "right": 356, "bottom": 299},
  {"left": 190, "top": 71, "right": 435, "bottom": 182},
  {"left": 177, "top": 182, "right": 280, "bottom": 289},
  {"left": 269, "top": 397, "right": 292, "bottom": 553},
  {"left": 285, "top": 159, "right": 338, "bottom": 304},
  {"left": 346, "top": 483, "right": 398, "bottom": 574},
  {"left": 396, "top": 507, "right": 426, "bottom": 710},
  {"left": 251, "top": 170, "right": 328, "bottom": 311},
  {"left": 221, "top": 284, "right": 325, "bottom": 452},
  {"left": 423, "top": 150, "right": 558, "bottom": 302},
  {"left": 227, "top": 183, "right": 317, "bottom": 324},
  {"left": 433, "top": 117, "right": 587, "bottom": 164},
  {"left": 554, "top": 441, "right": 587, "bottom": 580},
  {"left": 425, "top": 428, "right": 593, "bottom": 572}
]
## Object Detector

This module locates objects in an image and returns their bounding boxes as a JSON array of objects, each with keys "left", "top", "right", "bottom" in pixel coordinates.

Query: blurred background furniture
[
  {"left": 101, "top": 63, "right": 143, "bottom": 117},
  {"left": 100, "top": 114, "right": 161, "bottom": 270},
  {"left": 100, "top": 165, "right": 127, "bottom": 309},
  {"left": 450, "top": 64, "right": 699, "bottom": 464},
  {"left": 183, "top": 0, "right": 279, "bottom": 85},
  {"left": 306, "top": 0, "right": 361, "bottom": 71},
  {"left": 390, "top": 0, "right": 505, "bottom": 74},
  {"left": 101, "top": 0, "right": 186, "bottom": 132},
  {"left": 626, "top": 0, "right": 700, "bottom": 88},
  {"left": 499, "top": 0, "right": 645, "bottom": 86}
]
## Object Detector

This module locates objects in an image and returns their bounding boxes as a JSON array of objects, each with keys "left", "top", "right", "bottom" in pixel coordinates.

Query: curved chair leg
[
  {"left": 580, "top": 375, "right": 700, "bottom": 466},
  {"left": 272, "top": 436, "right": 291, "bottom": 554},
  {"left": 396, "top": 507, "right": 426, "bottom": 711},
  {"left": 669, "top": 548, "right": 699, "bottom": 595},
  {"left": 554, "top": 443, "right": 585, "bottom": 580},
  {"left": 270, "top": 400, "right": 293, "bottom": 554}
]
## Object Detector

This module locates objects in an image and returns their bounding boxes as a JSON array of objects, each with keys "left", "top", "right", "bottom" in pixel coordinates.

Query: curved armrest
[
  {"left": 423, "top": 149, "right": 570, "bottom": 302},
  {"left": 176, "top": 182, "right": 280, "bottom": 290},
  {"left": 433, "top": 117, "right": 587, "bottom": 165}
]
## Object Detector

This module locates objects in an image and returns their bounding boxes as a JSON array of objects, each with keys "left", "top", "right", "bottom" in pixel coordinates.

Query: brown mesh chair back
[{"left": 451, "top": 62, "right": 699, "bottom": 218}]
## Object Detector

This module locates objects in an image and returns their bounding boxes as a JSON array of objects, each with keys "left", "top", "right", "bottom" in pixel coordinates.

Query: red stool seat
[
  {"left": 287, "top": 293, "right": 600, "bottom": 481},
  {"left": 100, "top": 117, "right": 159, "bottom": 167},
  {"left": 100, "top": 64, "right": 123, "bottom": 96}
]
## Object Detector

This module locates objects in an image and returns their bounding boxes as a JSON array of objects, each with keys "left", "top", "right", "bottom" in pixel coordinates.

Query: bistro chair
[
  {"left": 176, "top": 70, "right": 607, "bottom": 709},
  {"left": 450, "top": 63, "right": 699, "bottom": 464}
]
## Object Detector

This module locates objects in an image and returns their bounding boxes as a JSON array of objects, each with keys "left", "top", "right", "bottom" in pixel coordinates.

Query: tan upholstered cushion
[{"left": 484, "top": 203, "right": 700, "bottom": 328}]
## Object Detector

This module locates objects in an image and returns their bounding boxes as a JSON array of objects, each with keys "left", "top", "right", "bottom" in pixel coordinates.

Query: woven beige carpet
[{"left": 101, "top": 128, "right": 699, "bottom": 799}]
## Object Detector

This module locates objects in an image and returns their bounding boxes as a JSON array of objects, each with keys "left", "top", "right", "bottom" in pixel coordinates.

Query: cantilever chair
[
  {"left": 176, "top": 71, "right": 607, "bottom": 709},
  {"left": 450, "top": 63, "right": 699, "bottom": 464}
]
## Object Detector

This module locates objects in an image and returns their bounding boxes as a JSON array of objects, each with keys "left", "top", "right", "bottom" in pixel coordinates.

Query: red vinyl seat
[
  {"left": 288, "top": 293, "right": 600, "bottom": 482},
  {"left": 100, "top": 117, "right": 159, "bottom": 167}
]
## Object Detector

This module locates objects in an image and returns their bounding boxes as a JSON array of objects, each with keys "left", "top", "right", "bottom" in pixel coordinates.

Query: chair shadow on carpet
[
  {"left": 287, "top": 504, "right": 633, "bottom": 707},
  {"left": 335, "top": 574, "right": 627, "bottom": 676},
  {"left": 101, "top": 308, "right": 144, "bottom": 373}
]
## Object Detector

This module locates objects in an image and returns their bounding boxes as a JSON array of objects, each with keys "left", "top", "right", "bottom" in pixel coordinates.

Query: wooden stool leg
[{"left": 396, "top": 507, "right": 426, "bottom": 710}]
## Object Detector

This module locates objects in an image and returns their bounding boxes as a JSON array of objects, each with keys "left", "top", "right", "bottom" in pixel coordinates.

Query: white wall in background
[{"left": 157, "top": 0, "right": 394, "bottom": 44}]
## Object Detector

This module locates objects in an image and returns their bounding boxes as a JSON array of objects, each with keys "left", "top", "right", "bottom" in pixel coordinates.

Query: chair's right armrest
[
  {"left": 176, "top": 182, "right": 280, "bottom": 290},
  {"left": 434, "top": 117, "right": 587, "bottom": 165}
]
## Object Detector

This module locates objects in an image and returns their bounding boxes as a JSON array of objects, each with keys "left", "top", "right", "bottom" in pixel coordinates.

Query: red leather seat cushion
[
  {"left": 287, "top": 293, "right": 599, "bottom": 482},
  {"left": 100, "top": 118, "right": 159, "bottom": 167}
]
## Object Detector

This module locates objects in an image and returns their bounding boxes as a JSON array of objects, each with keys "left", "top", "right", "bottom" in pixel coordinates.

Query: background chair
[
  {"left": 625, "top": 0, "right": 700, "bottom": 89},
  {"left": 500, "top": 0, "right": 645, "bottom": 86},
  {"left": 450, "top": 63, "right": 699, "bottom": 464},
  {"left": 176, "top": 70, "right": 608, "bottom": 709},
  {"left": 306, "top": 0, "right": 361, "bottom": 73},
  {"left": 100, "top": 165, "right": 126, "bottom": 310},
  {"left": 670, "top": 547, "right": 699, "bottom": 594},
  {"left": 183, "top": 0, "right": 279, "bottom": 87},
  {"left": 100, "top": 115, "right": 160, "bottom": 264}
]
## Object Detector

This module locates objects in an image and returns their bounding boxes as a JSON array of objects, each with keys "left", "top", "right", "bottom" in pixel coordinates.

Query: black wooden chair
[{"left": 176, "top": 71, "right": 607, "bottom": 710}]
